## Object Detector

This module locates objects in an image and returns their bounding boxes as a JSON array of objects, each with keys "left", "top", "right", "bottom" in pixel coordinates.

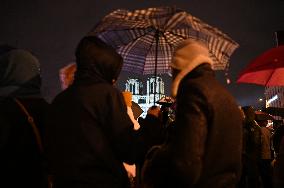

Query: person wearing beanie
[
  {"left": 0, "top": 47, "right": 49, "bottom": 188},
  {"left": 142, "top": 39, "right": 243, "bottom": 188}
]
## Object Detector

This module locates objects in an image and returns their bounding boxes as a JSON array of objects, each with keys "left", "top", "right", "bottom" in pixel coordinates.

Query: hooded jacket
[
  {"left": 0, "top": 48, "right": 48, "bottom": 188},
  {"left": 45, "top": 36, "right": 138, "bottom": 188},
  {"left": 0, "top": 49, "right": 41, "bottom": 97}
]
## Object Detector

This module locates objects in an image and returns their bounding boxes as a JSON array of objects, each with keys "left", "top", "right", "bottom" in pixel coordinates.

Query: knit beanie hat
[{"left": 170, "top": 39, "right": 213, "bottom": 97}]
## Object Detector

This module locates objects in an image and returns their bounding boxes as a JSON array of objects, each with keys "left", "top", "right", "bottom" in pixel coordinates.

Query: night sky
[{"left": 1, "top": 0, "right": 284, "bottom": 107}]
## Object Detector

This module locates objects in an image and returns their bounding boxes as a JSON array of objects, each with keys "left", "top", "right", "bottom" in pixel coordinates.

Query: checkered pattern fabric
[{"left": 89, "top": 7, "right": 239, "bottom": 75}]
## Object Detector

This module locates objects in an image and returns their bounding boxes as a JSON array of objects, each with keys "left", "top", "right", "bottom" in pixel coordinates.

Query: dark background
[{"left": 1, "top": 0, "right": 284, "bottom": 107}]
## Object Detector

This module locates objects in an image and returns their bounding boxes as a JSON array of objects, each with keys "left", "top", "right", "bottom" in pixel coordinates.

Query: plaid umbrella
[{"left": 88, "top": 6, "right": 239, "bottom": 75}]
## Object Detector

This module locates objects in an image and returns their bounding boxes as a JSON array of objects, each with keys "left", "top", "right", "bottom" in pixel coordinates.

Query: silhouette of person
[
  {"left": 142, "top": 39, "right": 242, "bottom": 188},
  {"left": 0, "top": 46, "right": 49, "bottom": 188}
]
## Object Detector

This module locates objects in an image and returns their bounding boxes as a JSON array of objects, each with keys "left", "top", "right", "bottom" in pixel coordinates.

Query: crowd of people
[
  {"left": 239, "top": 106, "right": 284, "bottom": 188},
  {"left": 0, "top": 36, "right": 283, "bottom": 188}
]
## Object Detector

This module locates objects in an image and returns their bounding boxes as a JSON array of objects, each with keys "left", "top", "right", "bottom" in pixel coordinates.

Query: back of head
[
  {"left": 0, "top": 48, "right": 41, "bottom": 97},
  {"left": 147, "top": 105, "right": 161, "bottom": 118},
  {"left": 74, "top": 36, "right": 123, "bottom": 84},
  {"left": 241, "top": 106, "right": 256, "bottom": 122},
  {"left": 170, "top": 39, "right": 213, "bottom": 97}
]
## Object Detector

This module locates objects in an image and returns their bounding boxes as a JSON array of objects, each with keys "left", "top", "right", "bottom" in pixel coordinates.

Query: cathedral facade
[
  {"left": 265, "top": 86, "right": 284, "bottom": 108},
  {"left": 125, "top": 76, "right": 165, "bottom": 117},
  {"left": 265, "top": 86, "right": 284, "bottom": 120}
]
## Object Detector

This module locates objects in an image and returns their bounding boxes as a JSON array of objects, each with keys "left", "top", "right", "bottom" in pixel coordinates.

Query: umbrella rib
[
  {"left": 104, "top": 27, "right": 156, "bottom": 47},
  {"left": 130, "top": 28, "right": 156, "bottom": 44},
  {"left": 98, "top": 27, "right": 153, "bottom": 34},
  {"left": 161, "top": 31, "right": 182, "bottom": 47},
  {"left": 92, "top": 7, "right": 239, "bottom": 76},
  {"left": 167, "top": 30, "right": 232, "bottom": 66},
  {"left": 167, "top": 30, "right": 188, "bottom": 40},
  {"left": 166, "top": 30, "right": 222, "bottom": 59},
  {"left": 265, "top": 68, "right": 276, "bottom": 86},
  {"left": 142, "top": 30, "right": 157, "bottom": 73}
]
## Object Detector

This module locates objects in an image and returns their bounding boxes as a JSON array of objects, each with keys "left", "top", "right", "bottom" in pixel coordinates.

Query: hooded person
[
  {"left": 0, "top": 46, "right": 42, "bottom": 97},
  {"left": 0, "top": 47, "right": 49, "bottom": 188},
  {"left": 239, "top": 106, "right": 262, "bottom": 188},
  {"left": 45, "top": 36, "right": 140, "bottom": 188},
  {"left": 142, "top": 39, "right": 242, "bottom": 188}
]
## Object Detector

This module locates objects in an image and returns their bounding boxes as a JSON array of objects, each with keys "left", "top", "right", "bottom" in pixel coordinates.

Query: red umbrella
[{"left": 237, "top": 45, "right": 284, "bottom": 86}]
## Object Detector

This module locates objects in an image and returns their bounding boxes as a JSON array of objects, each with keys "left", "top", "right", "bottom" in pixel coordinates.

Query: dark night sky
[{"left": 1, "top": 0, "right": 284, "bottom": 107}]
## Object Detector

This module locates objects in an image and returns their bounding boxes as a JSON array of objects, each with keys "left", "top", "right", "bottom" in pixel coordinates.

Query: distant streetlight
[{"left": 256, "top": 98, "right": 265, "bottom": 111}]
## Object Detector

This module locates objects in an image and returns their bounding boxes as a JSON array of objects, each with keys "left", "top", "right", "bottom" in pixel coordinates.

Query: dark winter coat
[
  {"left": 135, "top": 114, "right": 165, "bottom": 184},
  {"left": 0, "top": 98, "right": 49, "bottom": 188},
  {"left": 137, "top": 114, "right": 165, "bottom": 165},
  {"left": 45, "top": 36, "right": 138, "bottom": 188},
  {"left": 142, "top": 64, "right": 243, "bottom": 188},
  {"left": 243, "top": 120, "right": 262, "bottom": 160},
  {"left": 274, "top": 137, "right": 284, "bottom": 188},
  {"left": 0, "top": 48, "right": 49, "bottom": 188},
  {"left": 273, "top": 125, "right": 284, "bottom": 156},
  {"left": 46, "top": 84, "right": 138, "bottom": 188}
]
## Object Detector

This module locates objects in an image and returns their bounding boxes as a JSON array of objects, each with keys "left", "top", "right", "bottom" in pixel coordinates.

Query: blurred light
[
  {"left": 267, "top": 95, "right": 278, "bottom": 105},
  {"left": 226, "top": 78, "right": 231, "bottom": 84}
]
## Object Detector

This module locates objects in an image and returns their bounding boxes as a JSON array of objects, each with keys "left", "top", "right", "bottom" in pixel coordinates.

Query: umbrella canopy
[
  {"left": 264, "top": 107, "right": 284, "bottom": 118},
  {"left": 89, "top": 6, "right": 239, "bottom": 75},
  {"left": 237, "top": 45, "right": 284, "bottom": 86},
  {"left": 255, "top": 111, "right": 274, "bottom": 121}
]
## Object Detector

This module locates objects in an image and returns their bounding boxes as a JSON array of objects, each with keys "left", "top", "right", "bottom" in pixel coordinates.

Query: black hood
[{"left": 74, "top": 36, "right": 123, "bottom": 84}]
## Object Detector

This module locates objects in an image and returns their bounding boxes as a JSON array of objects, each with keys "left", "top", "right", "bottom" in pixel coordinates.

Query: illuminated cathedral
[{"left": 125, "top": 76, "right": 165, "bottom": 117}]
